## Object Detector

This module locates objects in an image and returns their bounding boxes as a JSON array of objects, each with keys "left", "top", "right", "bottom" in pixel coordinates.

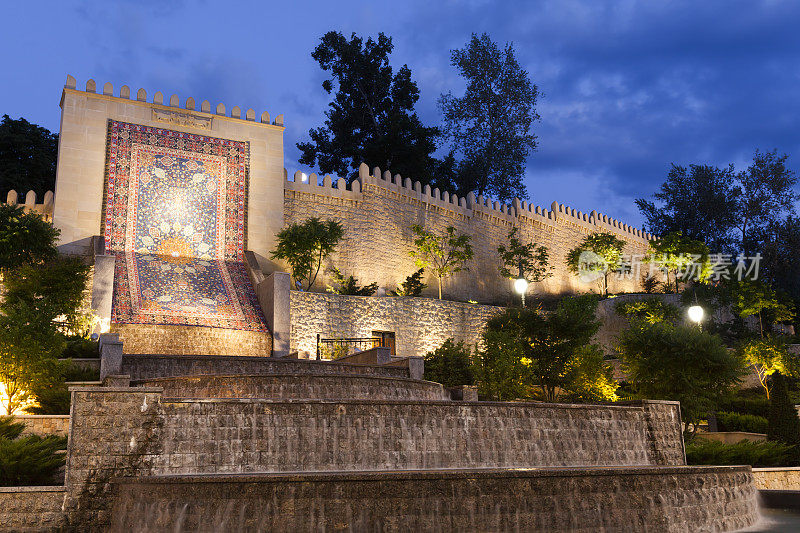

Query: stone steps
[
  {"left": 132, "top": 373, "right": 449, "bottom": 401},
  {"left": 108, "top": 466, "right": 758, "bottom": 532}
]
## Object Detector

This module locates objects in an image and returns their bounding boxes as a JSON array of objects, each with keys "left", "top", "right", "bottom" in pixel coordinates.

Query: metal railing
[{"left": 316, "top": 334, "right": 383, "bottom": 360}]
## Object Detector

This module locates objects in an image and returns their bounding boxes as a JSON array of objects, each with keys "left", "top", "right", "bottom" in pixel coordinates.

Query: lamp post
[
  {"left": 688, "top": 305, "right": 704, "bottom": 329},
  {"left": 514, "top": 278, "right": 529, "bottom": 308}
]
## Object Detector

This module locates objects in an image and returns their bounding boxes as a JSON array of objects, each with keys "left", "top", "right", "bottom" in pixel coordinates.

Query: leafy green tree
[
  {"left": 409, "top": 225, "right": 473, "bottom": 299},
  {"left": 327, "top": 267, "right": 378, "bottom": 296},
  {"left": 0, "top": 203, "right": 59, "bottom": 276},
  {"left": 439, "top": 33, "right": 539, "bottom": 202},
  {"left": 390, "top": 268, "right": 426, "bottom": 296},
  {"left": 636, "top": 163, "right": 739, "bottom": 251},
  {"left": 0, "top": 115, "right": 58, "bottom": 198},
  {"left": 646, "top": 232, "right": 711, "bottom": 293},
  {"left": 423, "top": 339, "right": 474, "bottom": 388},
  {"left": 271, "top": 217, "right": 344, "bottom": 291},
  {"left": 297, "top": 32, "right": 439, "bottom": 183},
  {"left": 484, "top": 295, "right": 604, "bottom": 402},
  {"left": 473, "top": 329, "right": 530, "bottom": 401},
  {"left": 562, "top": 344, "right": 618, "bottom": 402},
  {"left": 730, "top": 279, "right": 794, "bottom": 338},
  {"left": 738, "top": 336, "right": 790, "bottom": 399},
  {"left": 565, "top": 232, "right": 626, "bottom": 297},
  {"left": 735, "top": 149, "right": 798, "bottom": 256},
  {"left": 766, "top": 373, "right": 800, "bottom": 446},
  {"left": 497, "top": 227, "right": 552, "bottom": 284},
  {"left": 618, "top": 321, "right": 745, "bottom": 432},
  {"left": 615, "top": 297, "right": 681, "bottom": 325},
  {"left": 762, "top": 216, "right": 800, "bottom": 328}
]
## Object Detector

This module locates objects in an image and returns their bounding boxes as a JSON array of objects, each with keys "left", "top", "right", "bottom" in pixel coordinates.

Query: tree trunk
[{"left": 437, "top": 276, "right": 443, "bottom": 299}]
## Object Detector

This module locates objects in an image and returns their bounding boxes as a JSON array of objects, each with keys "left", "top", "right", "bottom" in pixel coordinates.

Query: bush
[
  {"left": 390, "top": 269, "right": 426, "bottom": 297},
  {"left": 767, "top": 373, "right": 800, "bottom": 445},
  {"left": 717, "top": 396, "right": 770, "bottom": 418},
  {"left": 61, "top": 336, "right": 99, "bottom": 359},
  {"left": 0, "top": 415, "right": 67, "bottom": 486},
  {"left": 327, "top": 268, "right": 378, "bottom": 296},
  {"left": 423, "top": 339, "right": 473, "bottom": 388},
  {"left": 615, "top": 297, "right": 680, "bottom": 325},
  {"left": 28, "top": 361, "right": 100, "bottom": 415},
  {"left": 715, "top": 411, "right": 768, "bottom": 434},
  {"left": 686, "top": 439, "right": 794, "bottom": 467}
]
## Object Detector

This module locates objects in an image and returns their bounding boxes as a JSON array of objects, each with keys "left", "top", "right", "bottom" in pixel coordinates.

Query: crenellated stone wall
[
  {"left": 289, "top": 291, "right": 503, "bottom": 358},
  {"left": 285, "top": 164, "right": 653, "bottom": 304}
]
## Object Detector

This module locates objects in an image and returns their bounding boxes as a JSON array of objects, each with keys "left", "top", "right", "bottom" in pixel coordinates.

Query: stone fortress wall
[
  {"left": 3, "top": 190, "right": 55, "bottom": 221},
  {"left": 285, "top": 163, "right": 655, "bottom": 304}
]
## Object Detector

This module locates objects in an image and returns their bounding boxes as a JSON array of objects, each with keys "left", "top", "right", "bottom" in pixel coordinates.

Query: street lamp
[
  {"left": 514, "top": 278, "right": 529, "bottom": 307},
  {"left": 688, "top": 305, "right": 704, "bottom": 327}
]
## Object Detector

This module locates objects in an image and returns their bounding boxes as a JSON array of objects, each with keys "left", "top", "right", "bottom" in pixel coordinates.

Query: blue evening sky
[{"left": 3, "top": 0, "right": 800, "bottom": 227}]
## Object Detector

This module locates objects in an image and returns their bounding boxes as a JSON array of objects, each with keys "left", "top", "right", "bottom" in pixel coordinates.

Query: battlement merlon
[
  {"left": 62, "top": 75, "right": 285, "bottom": 129},
  {"left": 286, "top": 162, "right": 654, "bottom": 244}
]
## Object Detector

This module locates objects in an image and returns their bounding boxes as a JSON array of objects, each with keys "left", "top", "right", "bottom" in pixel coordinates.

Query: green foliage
[
  {"left": 423, "top": 339, "right": 474, "bottom": 388},
  {"left": 438, "top": 33, "right": 539, "bottom": 202},
  {"left": 497, "top": 227, "right": 552, "bottom": 284},
  {"left": 615, "top": 297, "right": 681, "bottom": 325},
  {"left": 271, "top": 217, "right": 344, "bottom": 290},
  {"left": 317, "top": 343, "right": 350, "bottom": 361},
  {"left": 731, "top": 279, "right": 794, "bottom": 337},
  {"left": 636, "top": 163, "right": 739, "bottom": 251},
  {"left": 0, "top": 421, "right": 67, "bottom": 486},
  {"left": 618, "top": 321, "right": 744, "bottom": 429},
  {"left": 28, "top": 361, "right": 100, "bottom": 415},
  {"left": 472, "top": 329, "right": 530, "bottom": 401},
  {"left": 717, "top": 395, "right": 769, "bottom": 418},
  {"left": 767, "top": 373, "right": 800, "bottom": 445},
  {"left": 646, "top": 231, "right": 711, "bottom": 293},
  {"left": 297, "top": 32, "right": 440, "bottom": 184},
  {"left": 482, "top": 295, "right": 608, "bottom": 402},
  {"left": 409, "top": 225, "right": 473, "bottom": 299},
  {"left": 562, "top": 344, "right": 618, "bottom": 402},
  {"left": 686, "top": 439, "right": 793, "bottom": 467},
  {"left": 761, "top": 215, "right": 800, "bottom": 328},
  {"left": 0, "top": 203, "right": 59, "bottom": 274},
  {"left": 61, "top": 336, "right": 99, "bottom": 359},
  {"left": 327, "top": 267, "right": 378, "bottom": 296},
  {"left": 0, "top": 416, "right": 25, "bottom": 440},
  {"left": 715, "top": 411, "right": 769, "bottom": 434},
  {"left": 0, "top": 115, "right": 58, "bottom": 198},
  {"left": 390, "top": 268, "right": 426, "bottom": 297},
  {"left": 739, "top": 336, "right": 791, "bottom": 399},
  {"left": 641, "top": 274, "right": 661, "bottom": 294},
  {"left": 565, "top": 232, "right": 626, "bottom": 297}
]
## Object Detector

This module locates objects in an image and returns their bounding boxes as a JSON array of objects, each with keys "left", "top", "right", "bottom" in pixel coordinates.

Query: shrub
[
  {"left": 327, "top": 268, "right": 378, "bottom": 296},
  {"left": 390, "top": 269, "right": 426, "bottom": 297},
  {"left": 61, "top": 336, "right": 99, "bottom": 359},
  {"left": 717, "top": 396, "right": 770, "bottom": 418},
  {"left": 28, "top": 361, "right": 100, "bottom": 415},
  {"left": 423, "top": 339, "right": 473, "bottom": 388},
  {"left": 686, "top": 439, "right": 793, "bottom": 467},
  {"left": 767, "top": 373, "right": 800, "bottom": 445},
  {"left": 715, "top": 411, "right": 768, "bottom": 434},
  {"left": 615, "top": 297, "right": 680, "bottom": 325},
  {"left": 473, "top": 330, "right": 530, "bottom": 401},
  {"left": 0, "top": 433, "right": 67, "bottom": 486},
  {"left": 641, "top": 274, "right": 660, "bottom": 294}
]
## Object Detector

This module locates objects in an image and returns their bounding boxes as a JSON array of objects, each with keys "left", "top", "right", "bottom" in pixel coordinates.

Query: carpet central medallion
[{"left": 104, "top": 120, "right": 267, "bottom": 332}]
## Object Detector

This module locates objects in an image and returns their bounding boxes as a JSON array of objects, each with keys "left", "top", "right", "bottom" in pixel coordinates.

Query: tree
[
  {"left": 271, "top": 217, "right": 344, "bottom": 291},
  {"left": 297, "top": 32, "right": 439, "bottom": 183},
  {"left": 390, "top": 268, "right": 426, "bottom": 297},
  {"left": 565, "top": 232, "right": 626, "bottom": 297},
  {"left": 483, "top": 295, "right": 605, "bottom": 402},
  {"left": 473, "top": 329, "right": 530, "bottom": 401},
  {"left": 423, "top": 339, "right": 474, "bottom": 388},
  {"left": 0, "top": 115, "right": 58, "bottom": 198},
  {"left": 762, "top": 215, "right": 800, "bottom": 328},
  {"left": 439, "top": 33, "right": 539, "bottom": 202},
  {"left": 0, "top": 203, "right": 59, "bottom": 276},
  {"left": 739, "top": 336, "right": 789, "bottom": 400},
  {"left": 735, "top": 150, "right": 798, "bottom": 256},
  {"left": 730, "top": 279, "right": 794, "bottom": 338},
  {"left": 766, "top": 373, "right": 800, "bottom": 446},
  {"left": 615, "top": 297, "right": 681, "bottom": 325},
  {"left": 618, "top": 321, "right": 744, "bottom": 432},
  {"left": 636, "top": 164, "right": 739, "bottom": 251},
  {"left": 409, "top": 225, "right": 473, "bottom": 299},
  {"left": 646, "top": 232, "right": 711, "bottom": 293},
  {"left": 562, "top": 345, "right": 618, "bottom": 402},
  {"left": 327, "top": 267, "right": 378, "bottom": 296},
  {"left": 497, "top": 227, "right": 552, "bottom": 284}
]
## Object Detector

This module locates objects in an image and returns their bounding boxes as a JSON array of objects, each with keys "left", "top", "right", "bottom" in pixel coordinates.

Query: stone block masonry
[
  {"left": 285, "top": 164, "right": 653, "bottom": 304},
  {"left": 112, "top": 323, "right": 272, "bottom": 356},
  {"left": 0, "top": 486, "right": 66, "bottom": 531},
  {"left": 290, "top": 290, "right": 502, "bottom": 358}
]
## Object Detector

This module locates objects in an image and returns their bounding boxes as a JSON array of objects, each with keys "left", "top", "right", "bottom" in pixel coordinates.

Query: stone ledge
[
  {"left": 68, "top": 386, "right": 163, "bottom": 393},
  {"left": 0, "top": 486, "right": 65, "bottom": 493}
]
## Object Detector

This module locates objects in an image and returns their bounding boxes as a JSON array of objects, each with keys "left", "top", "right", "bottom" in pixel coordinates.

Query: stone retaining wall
[
  {"left": 134, "top": 374, "right": 449, "bottom": 401},
  {"left": 752, "top": 467, "right": 800, "bottom": 490},
  {"left": 290, "top": 291, "right": 502, "bottom": 358},
  {"left": 0, "top": 486, "right": 65, "bottom": 531},
  {"left": 112, "top": 324, "right": 272, "bottom": 356},
  {"left": 109, "top": 467, "right": 757, "bottom": 532},
  {"left": 14, "top": 415, "right": 70, "bottom": 437},
  {"left": 120, "top": 354, "right": 410, "bottom": 380}
]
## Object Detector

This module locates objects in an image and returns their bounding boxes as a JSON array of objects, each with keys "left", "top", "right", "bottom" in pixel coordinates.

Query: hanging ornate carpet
[{"left": 104, "top": 120, "right": 267, "bottom": 332}]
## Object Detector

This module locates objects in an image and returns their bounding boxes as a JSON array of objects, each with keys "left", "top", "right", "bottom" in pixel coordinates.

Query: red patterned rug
[{"left": 104, "top": 120, "right": 267, "bottom": 332}]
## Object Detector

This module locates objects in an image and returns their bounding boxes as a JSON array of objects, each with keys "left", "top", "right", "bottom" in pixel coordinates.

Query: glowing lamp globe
[
  {"left": 687, "top": 305, "right": 704, "bottom": 324},
  {"left": 514, "top": 278, "right": 529, "bottom": 295}
]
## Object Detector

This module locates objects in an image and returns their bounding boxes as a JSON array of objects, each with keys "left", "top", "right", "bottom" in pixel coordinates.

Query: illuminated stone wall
[
  {"left": 284, "top": 164, "right": 653, "bottom": 304},
  {"left": 289, "top": 291, "right": 503, "bottom": 358}
]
